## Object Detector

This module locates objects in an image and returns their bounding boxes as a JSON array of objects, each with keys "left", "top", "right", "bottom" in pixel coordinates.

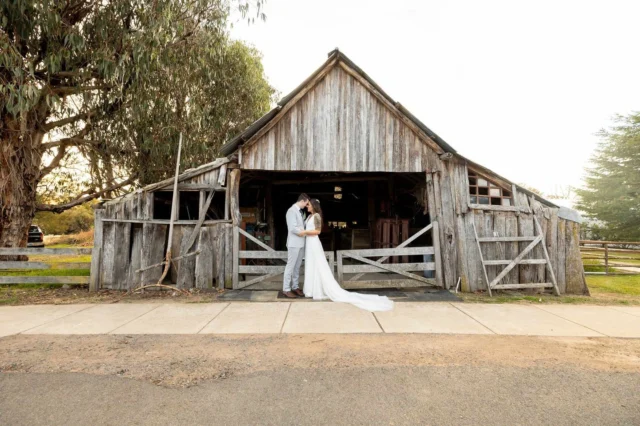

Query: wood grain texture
[
  {"left": 565, "top": 220, "right": 587, "bottom": 294},
  {"left": 556, "top": 219, "right": 567, "bottom": 293},
  {"left": 112, "top": 222, "right": 131, "bottom": 290},
  {"left": 224, "top": 224, "right": 233, "bottom": 289},
  {"left": 229, "top": 169, "right": 241, "bottom": 225},
  {"left": 89, "top": 209, "right": 104, "bottom": 291},
  {"left": 126, "top": 224, "right": 143, "bottom": 289},
  {"left": 176, "top": 229, "right": 196, "bottom": 289},
  {"left": 195, "top": 226, "right": 214, "bottom": 289},
  {"left": 241, "top": 66, "right": 439, "bottom": 172},
  {"left": 517, "top": 214, "right": 536, "bottom": 285},
  {"left": 140, "top": 224, "right": 167, "bottom": 286},
  {"left": 100, "top": 222, "right": 115, "bottom": 288}
]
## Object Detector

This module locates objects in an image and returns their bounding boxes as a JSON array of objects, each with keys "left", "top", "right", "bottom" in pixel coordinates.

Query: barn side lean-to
[{"left": 93, "top": 49, "right": 587, "bottom": 295}]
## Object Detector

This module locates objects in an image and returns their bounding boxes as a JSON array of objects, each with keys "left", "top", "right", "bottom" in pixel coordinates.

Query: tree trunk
[{"left": 0, "top": 114, "right": 44, "bottom": 258}]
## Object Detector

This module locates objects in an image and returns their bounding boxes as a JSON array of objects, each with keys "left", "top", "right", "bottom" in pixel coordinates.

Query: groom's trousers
[{"left": 283, "top": 247, "right": 304, "bottom": 292}]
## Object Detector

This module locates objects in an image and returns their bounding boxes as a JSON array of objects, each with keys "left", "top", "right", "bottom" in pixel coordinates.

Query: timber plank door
[{"left": 336, "top": 222, "right": 443, "bottom": 289}]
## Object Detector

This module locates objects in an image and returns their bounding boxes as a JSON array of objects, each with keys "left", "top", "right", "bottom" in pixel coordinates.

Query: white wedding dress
[{"left": 303, "top": 214, "right": 394, "bottom": 312}]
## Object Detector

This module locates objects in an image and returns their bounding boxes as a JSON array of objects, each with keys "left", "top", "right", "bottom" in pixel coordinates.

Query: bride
[{"left": 300, "top": 198, "right": 394, "bottom": 312}]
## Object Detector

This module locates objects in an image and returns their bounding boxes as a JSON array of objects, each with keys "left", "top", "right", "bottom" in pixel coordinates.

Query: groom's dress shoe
[
  {"left": 293, "top": 289, "right": 304, "bottom": 297},
  {"left": 282, "top": 291, "right": 297, "bottom": 298}
]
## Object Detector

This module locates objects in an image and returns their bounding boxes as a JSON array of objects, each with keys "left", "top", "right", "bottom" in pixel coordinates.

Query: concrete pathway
[{"left": 1, "top": 302, "right": 639, "bottom": 338}]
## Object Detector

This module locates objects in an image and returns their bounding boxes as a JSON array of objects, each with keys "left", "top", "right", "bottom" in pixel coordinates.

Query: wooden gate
[
  {"left": 337, "top": 222, "right": 443, "bottom": 289},
  {"left": 473, "top": 216, "right": 560, "bottom": 296},
  {"left": 232, "top": 227, "right": 334, "bottom": 289}
]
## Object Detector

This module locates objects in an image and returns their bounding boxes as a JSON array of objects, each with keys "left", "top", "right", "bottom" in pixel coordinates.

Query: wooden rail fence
[
  {"left": 233, "top": 227, "right": 334, "bottom": 289},
  {"left": 0, "top": 248, "right": 92, "bottom": 285},
  {"left": 580, "top": 240, "right": 640, "bottom": 275}
]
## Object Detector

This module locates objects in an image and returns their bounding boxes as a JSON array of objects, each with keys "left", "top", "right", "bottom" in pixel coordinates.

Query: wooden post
[
  {"left": 327, "top": 252, "right": 335, "bottom": 276},
  {"left": 142, "top": 192, "right": 154, "bottom": 220},
  {"left": 337, "top": 252, "right": 344, "bottom": 286},
  {"left": 368, "top": 181, "right": 376, "bottom": 248},
  {"left": 433, "top": 221, "right": 444, "bottom": 288},
  {"left": 89, "top": 209, "right": 104, "bottom": 291},
  {"left": 229, "top": 169, "right": 241, "bottom": 289},
  {"left": 224, "top": 169, "right": 231, "bottom": 221},
  {"left": 156, "top": 133, "right": 182, "bottom": 285},
  {"left": 199, "top": 190, "right": 206, "bottom": 216},
  {"left": 232, "top": 226, "right": 239, "bottom": 289},
  {"left": 266, "top": 181, "right": 274, "bottom": 248},
  {"left": 604, "top": 243, "right": 609, "bottom": 275},
  {"left": 224, "top": 223, "right": 233, "bottom": 289},
  {"left": 229, "top": 169, "right": 241, "bottom": 225}
]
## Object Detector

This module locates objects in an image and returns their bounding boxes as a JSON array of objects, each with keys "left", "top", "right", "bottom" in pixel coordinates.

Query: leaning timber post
[
  {"left": 89, "top": 209, "right": 105, "bottom": 291},
  {"left": 229, "top": 168, "right": 241, "bottom": 289},
  {"left": 156, "top": 133, "right": 182, "bottom": 285},
  {"left": 604, "top": 243, "right": 609, "bottom": 275}
]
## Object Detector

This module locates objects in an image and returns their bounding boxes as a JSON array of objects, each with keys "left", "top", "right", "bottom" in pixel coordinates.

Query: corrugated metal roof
[{"left": 219, "top": 48, "right": 456, "bottom": 156}]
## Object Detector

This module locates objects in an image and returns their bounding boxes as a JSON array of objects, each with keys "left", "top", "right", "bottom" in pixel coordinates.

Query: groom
[{"left": 282, "top": 193, "right": 310, "bottom": 298}]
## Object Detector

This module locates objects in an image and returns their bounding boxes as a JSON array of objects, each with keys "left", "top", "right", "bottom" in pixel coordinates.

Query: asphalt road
[{"left": 1, "top": 365, "right": 639, "bottom": 425}]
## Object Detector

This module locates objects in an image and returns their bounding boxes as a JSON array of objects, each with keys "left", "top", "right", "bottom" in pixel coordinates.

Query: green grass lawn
[
  {"left": 0, "top": 269, "right": 89, "bottom": 277},
  {"left": 587, "top": 274, "right": 640, "bottom": 296},
  {"left": 460, "top": 274, "right": 640, "bottom": 305}
]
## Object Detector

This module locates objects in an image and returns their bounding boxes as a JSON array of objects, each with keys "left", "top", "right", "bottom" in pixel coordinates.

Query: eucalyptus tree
[{"left": 1, "top": 0, "right": 272, "bottom": 247}]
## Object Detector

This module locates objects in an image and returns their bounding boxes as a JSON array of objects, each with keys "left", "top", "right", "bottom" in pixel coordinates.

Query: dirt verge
[{"left": 1, "top": 334, "right": 638, "bottom": 388}]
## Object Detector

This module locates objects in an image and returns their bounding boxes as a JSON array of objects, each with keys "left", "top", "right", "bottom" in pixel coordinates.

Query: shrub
[{"left": 34, "top": 204, "right": 95, "bottom": 235}]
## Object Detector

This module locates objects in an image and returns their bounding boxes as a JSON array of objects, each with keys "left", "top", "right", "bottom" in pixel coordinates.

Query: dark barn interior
[{"left": 237, "top": 172, "right": 433, "bottom": 263}]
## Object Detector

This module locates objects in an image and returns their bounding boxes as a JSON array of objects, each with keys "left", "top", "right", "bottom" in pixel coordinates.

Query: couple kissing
[{"left": 282, "top": 193, "right": 394, "bottom": 312}]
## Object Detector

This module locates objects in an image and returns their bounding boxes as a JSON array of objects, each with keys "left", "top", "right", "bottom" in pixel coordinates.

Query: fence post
[
  {"left": 337, "top": 251, "right": 344, "bottom": 285},
  {"left": 327, "top": 252, "right": 335, "bottom": 277},
  {"left": 89, "top": 209, "right": 104, "bottom": 291},
  {"left": 604, "top": 243, "right": 609, "bottom": 275},
  {"left": 432, "top": 221, "right": 444, "bottom": 288},
  {"left": 232, "top": 226, "right": 239, "bottom": 289}
]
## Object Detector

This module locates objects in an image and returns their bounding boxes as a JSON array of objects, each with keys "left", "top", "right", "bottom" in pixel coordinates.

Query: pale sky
[{"left": 230, "top": 0, "right": 640, "bottom": 199}]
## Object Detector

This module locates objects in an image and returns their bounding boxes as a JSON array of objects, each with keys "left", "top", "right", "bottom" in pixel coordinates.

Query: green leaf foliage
[
  {"left": 1, "top": 0, "right": 273, "bottom": 194},
  {"left": 34, "top": 203, "right": 94, "bottom": 235},
  {"left": 576, "top": 112, "right": 640, "bottom": 240}
]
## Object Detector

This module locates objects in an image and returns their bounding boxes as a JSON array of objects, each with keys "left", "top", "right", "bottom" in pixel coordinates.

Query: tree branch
[
  {"left": 52, "top": 84, "right": 112, "bottom": 95},
  {"left": 40, "top": 137, "right": 100, "bottom": 150},
  {"left": 39, "top": 144, "right": 69, "bottom": 178},
  {"left": 42, "top": 110, "right": 97, "bottom": 131},
  {"left": 36, "top": 176, "right": 135, "bottom": 213},
  {"left": 34, "top": 70, "right": 101, "bottom": 81}
]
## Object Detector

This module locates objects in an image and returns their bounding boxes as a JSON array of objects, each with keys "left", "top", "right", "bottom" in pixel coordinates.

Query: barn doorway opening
[
  {"left": 238, "top": 171, "right": 432, "bottom": 251},
  {"left": 233, "top": 171, "right": 438, "bottom": 290}
]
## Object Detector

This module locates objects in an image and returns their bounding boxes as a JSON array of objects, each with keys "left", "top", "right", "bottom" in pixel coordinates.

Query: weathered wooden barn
[{"left": 92, "top": 49, "right": 587, "bottom": 295}]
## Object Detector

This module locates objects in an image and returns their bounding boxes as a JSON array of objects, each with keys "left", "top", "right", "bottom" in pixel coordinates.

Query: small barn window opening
[
  {"left": 179, "top": 192, "right": 200, "bottom": 220},
  {"left": 468, "top": 170, "right": 512, "bottom": 206},
  {"left": 153, "top": 191, "right": 174, "bottom": 219},
  {"left": 205, "top": 191, "right": 225, "bottom": 220},
  {"left": 153, "top": 191, "right": 206, "bottom": 220}
]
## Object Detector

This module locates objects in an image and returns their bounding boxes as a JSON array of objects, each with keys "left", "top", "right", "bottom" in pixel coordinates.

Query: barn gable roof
[
  {"left": 105, "top": 49, "right": 566, "bottom": 213},
  {"left": 219, "top": 49, "right": 456, "bottom": 157}
]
